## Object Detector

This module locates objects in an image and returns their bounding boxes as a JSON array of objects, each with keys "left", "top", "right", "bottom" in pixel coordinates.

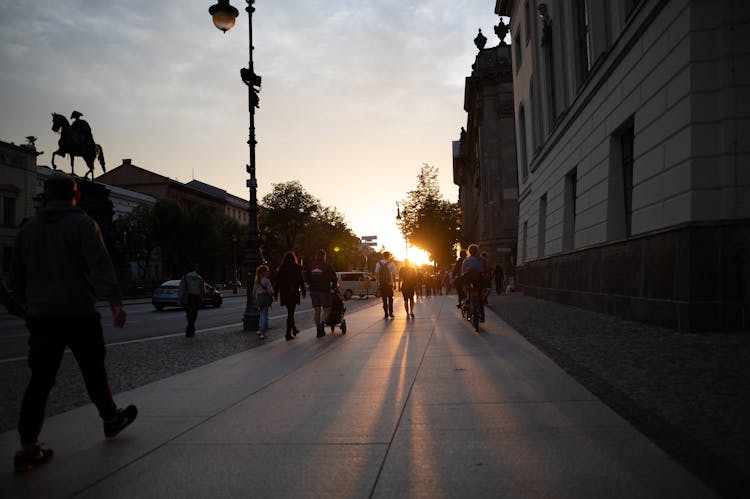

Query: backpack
[
  {"left": 185, "top": 272, "right": 203, "bottom": 296},
  {"left": 378, "top": 260, "right": 392, "bottom": 285}
]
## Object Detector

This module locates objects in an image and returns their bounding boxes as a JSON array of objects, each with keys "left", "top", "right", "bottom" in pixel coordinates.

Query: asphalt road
[{"left": 0, "top": 292, "right": 383, "bottom": 362}]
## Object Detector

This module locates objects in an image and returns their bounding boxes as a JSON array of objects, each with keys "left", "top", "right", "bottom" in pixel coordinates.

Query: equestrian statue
[{"left": 51, "top": 111, "right": 106, "bottom": 180}]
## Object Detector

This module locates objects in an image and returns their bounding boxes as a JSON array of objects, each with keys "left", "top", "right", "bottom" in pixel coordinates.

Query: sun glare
[{"left": 402, "top": 246, "right": 432, "bottom": 267}]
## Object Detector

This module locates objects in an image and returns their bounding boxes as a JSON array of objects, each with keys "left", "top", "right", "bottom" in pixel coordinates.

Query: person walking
[
  {"left": 179, "top": 264, "right": 205, "bottom": 337},
  {"left": 398, "top": 259, "right": 417, "bottom": 318},
  {"left": 10, "top": 172, "right": 136, "bottom": 473},
  {"left": 375, "top": 251, "right": 396, "bottom": 318},
  {"left": 494, "top": 264, "right": 504, "bottom": 294},
  {"left": 306, "top": 249, "right": 338, "bottom": 337},
  {"left": 252, "top": 264, "right": 274, "bottom": 340},
  {"left": 452, "top": 250, "right": 467, "bottom": 308},
  {"left": 275, "top": 251, "right": 306, "bottom": 341}
]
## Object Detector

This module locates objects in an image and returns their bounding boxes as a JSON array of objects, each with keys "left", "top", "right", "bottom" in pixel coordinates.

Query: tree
[
  {"left": 398, "top": 164, "right": 461, "bottom": 268},
  {"left": 115, "top": 204, "right": 157, "bottom": 282},
  {"left": 259, "top": 181, "right": 360, "bottom": 269}
]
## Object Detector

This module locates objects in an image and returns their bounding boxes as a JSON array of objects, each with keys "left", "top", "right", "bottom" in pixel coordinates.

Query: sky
[{"left": 0, "top": 0, "right": 507, "bottom": 265}]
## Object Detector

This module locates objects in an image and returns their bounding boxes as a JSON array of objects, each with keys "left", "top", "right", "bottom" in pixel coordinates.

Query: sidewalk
[{"left": 0, "top": 296, "right": 716, "bottom": 498}]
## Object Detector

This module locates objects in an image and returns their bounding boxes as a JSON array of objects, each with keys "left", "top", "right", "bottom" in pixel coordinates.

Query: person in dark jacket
[
  {"left": 306, "top": 249, "right": 338, "bottom": 337},
  {"left": 275, "top": 251, "right": 306, "bottom": 341},
  {"left": 452, "top": 250, "right": 467, "bottom": 308},
  {"left": 10, "top": 173, "right": 137, "bottom": 473}
]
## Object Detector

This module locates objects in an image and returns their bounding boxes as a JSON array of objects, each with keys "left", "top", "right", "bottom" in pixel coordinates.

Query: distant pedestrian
[
  {"left": 10, "top": 172, "right": 136, "bottom": 473},
  {"left": 179, "top": 264, "right": 205, "bottom": 338},
  {"left": 494, "top": 264, "right": 504, "bottom": 294},
  {"left": 252, "top": 264, "right": 274, "bottom": 340},
  {"left": 375, "top": 251, "right": 396, "bottom": 318},
  {"left": 453, "top": 250, "right": 467, "bottom": 308},
  {"left": 399, "top": 259, "right": 417, "bottom": 318},
  {"left": 307, "top": 249, "right": 338, "bottom": 337},
  {"left": 480, "top": 251, "right": 491, "bottom": 304},
  {"left": 275, "top": 251, "right": 306, "bottom": 341}
]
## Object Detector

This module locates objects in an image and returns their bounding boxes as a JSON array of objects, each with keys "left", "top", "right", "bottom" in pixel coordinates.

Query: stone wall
[{"left": 517, "top": 221, "right": 750, "bottom": 332}]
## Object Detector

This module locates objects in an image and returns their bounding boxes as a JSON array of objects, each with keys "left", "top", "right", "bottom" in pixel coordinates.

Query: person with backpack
[
  {"left": 179, "top": 264, "right": 205, "bottom": 337},
  {"left": 398, "top": 259, "right": 417, "bottom": 318},
  {"left": 375, "top": 251, "right": 396, "bottom": 319}
]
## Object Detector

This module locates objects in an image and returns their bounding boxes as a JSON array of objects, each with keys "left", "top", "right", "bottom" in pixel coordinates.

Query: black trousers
[
  {"left": 185, "top": 295, "right": 201, "bottom": 333},
  {"left": 380, "top": 285, "right": 394, "bottom": 315},
  {"left": 285, "top": 303, "right": 297, "bottom": 333},
  {"left": 19, "top": 314, "right": 117, "bottom": 445}
]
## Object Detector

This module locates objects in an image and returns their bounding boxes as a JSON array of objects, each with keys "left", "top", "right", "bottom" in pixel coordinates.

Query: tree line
[{"left": 113, "top": 166, "right": 463, "bottom": 289}]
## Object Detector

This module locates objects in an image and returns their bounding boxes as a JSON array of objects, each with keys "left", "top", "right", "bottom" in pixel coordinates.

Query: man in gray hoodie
[{"left": 10, "top": 172, "right": 137, "bottom": 473}]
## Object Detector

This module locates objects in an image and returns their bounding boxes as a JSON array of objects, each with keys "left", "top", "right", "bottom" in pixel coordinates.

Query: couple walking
[{"left": 375, "top": 252, "right": 417, "bottom": 319}]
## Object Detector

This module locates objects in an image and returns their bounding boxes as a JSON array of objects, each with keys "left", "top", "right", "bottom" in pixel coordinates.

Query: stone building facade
[
  {"left": 496, "top": 0, "right": 749, "bottom": 331},
  {"left": 0, "top": 139, "right": 40, "bottom": 279},
  {"left": 454, "top": 40, "right": 519, "bottom": 275}
]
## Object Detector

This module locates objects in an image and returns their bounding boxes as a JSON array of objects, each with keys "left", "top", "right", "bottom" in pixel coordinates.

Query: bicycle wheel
[{"left": 472, "top": 304, "right": 480, "bottom": 332}]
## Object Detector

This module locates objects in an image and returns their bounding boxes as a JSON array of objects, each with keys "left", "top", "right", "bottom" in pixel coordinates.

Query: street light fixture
[
  {"left": 395, "top": 202, "right": 408, "bottom": 259},
  {"left": 208, "top": 0, "right": 264, "bottom": 331}
]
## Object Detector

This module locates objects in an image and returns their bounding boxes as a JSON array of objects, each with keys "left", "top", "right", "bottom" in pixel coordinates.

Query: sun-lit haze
[{"left": 0, "top": 1, "right": 505, "bottom": 262}]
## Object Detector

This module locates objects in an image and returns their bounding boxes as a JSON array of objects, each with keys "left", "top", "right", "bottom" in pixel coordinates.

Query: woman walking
[
  {"left": 252, "top": 265, "right": 274, "bottom": 340},
  {"left": 275, "top": 251, "right": 306, "bottom": 341}
]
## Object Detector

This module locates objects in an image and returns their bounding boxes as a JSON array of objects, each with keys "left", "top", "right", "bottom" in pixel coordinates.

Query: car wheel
[
  {"left": 214, "top": 299, "right": 222, "bottom": 308},
  {"left": 154, "top": 304, "right": 164, "bottom": 311},
  {"left": 344, "top": 289, "right": 353, "bottom": 300}
]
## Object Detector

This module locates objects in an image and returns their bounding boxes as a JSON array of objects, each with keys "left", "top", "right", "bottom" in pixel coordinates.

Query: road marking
[{"left": 0, "top": 305, "right": 370, "bottom": 363}]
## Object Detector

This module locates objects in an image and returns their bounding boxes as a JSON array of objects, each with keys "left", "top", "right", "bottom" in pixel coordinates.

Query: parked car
[
  {"left": 335, "top": 272, "right": 379, "bottom": 300},
  {"left": 152, "top": 280, "right": 223, "bottom": 311}
]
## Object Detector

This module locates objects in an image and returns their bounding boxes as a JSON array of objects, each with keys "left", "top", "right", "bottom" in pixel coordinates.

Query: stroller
[{"left": 324, "top": 288, "right": 347, "bottom": 334}]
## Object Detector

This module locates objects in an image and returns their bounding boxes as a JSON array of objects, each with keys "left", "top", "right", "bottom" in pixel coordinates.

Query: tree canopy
[
  {"left": 259, "top": 181, "right": 360, "bottom": 269},
  {"left": 397, "top": 164, "right": 461, "bottom": 268}
]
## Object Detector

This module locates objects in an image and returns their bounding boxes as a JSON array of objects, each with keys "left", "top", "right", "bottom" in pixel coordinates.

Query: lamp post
[
  {"left": 209, "top": 0, "right": 264, "bottom": 331},
  {"left": 395, "top": 202, "right": 408, "bottom": 259}
]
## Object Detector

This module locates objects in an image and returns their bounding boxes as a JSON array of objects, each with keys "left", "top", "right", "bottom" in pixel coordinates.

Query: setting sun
[{"left": 399, "top": 245, "right": 432, "bottom": 267}]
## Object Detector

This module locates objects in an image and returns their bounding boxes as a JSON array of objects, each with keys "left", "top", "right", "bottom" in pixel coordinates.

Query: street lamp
[
  {"left": 209, "top": 0, "right": 264, "bottom": 331},
  {"left": 395, "top": 202, "right": 408, "bottom": 259}
]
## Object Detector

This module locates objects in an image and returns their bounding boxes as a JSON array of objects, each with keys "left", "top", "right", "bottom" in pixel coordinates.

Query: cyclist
[{"left": 461, "top": 244, "right": 486, "bottom": 322}]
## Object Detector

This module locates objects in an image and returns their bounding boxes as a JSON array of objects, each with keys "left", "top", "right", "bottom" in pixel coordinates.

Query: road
[{"left": 0, "top": 292, "right": 382, "bottom": 362}]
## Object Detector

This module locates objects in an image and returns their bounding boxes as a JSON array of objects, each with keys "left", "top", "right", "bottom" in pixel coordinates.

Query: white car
[{"left": 335, "top": 272, "right": 379, "bottom": 300}]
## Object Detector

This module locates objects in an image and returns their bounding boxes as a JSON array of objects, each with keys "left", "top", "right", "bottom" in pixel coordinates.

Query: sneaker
[
  {"left": 384, "top": 313, "right": 388, "bottom": 319},
  {"left": 389, "top": 313, "right": 395, "bottom": 318},
  {"left": 14, "top": 444, "right": 53, "bottom": 473},
  {"left": 104, "top": 405, "right": 138, "bottom": 438},
  {"left": 410, "top": 313, "right": 415, "bottom": 318}
]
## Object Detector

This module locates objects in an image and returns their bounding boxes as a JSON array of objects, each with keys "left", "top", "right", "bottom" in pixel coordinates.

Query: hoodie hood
[{"left": 39, "top": 202, "right": 84, "bottom": 223}]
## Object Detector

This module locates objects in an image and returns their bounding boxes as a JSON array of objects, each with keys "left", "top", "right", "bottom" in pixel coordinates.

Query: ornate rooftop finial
[
  {"left": 474, "top": 29, "right": 487, "bottom": 50},
  {"left": 495, "top": 18, "right": 509, "bottom": 45}
]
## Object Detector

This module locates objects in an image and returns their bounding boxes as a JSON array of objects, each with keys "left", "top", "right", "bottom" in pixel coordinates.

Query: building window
[
  {"left": 607, "top": 121, "right": 635, "bottom": 240},
  {"left": 573, "top": 0, "right": 592, "bottom": 87},
  {"left": 524, "top": 0, "right": 531, "bottom": 44},
  {"left": 518, "top": 105, "right": 529, "bottom": 179},
  {"left": 538, "top": 194, "right": 547, "bottom": 257},
  {"left": 2, "top": 196, "right": 16, "bottom": 226},
  {"left": 514, "top": 32, "right": 522, "bottom": 72},
  {"left": 621, "top": 127, "right": 635, "bottom": 236},
  {"left": 563, "top": 168, "right": 577, "bottom": 251}
]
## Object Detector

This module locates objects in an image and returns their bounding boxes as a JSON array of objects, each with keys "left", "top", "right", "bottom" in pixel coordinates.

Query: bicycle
[{"left": 461, "top": 271, "right": 484, "bottom": 332}]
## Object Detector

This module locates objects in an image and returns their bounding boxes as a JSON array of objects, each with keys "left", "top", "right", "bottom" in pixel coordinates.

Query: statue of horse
[{"left": 50, "top": 112, "right": 106, "bottom": 180}]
